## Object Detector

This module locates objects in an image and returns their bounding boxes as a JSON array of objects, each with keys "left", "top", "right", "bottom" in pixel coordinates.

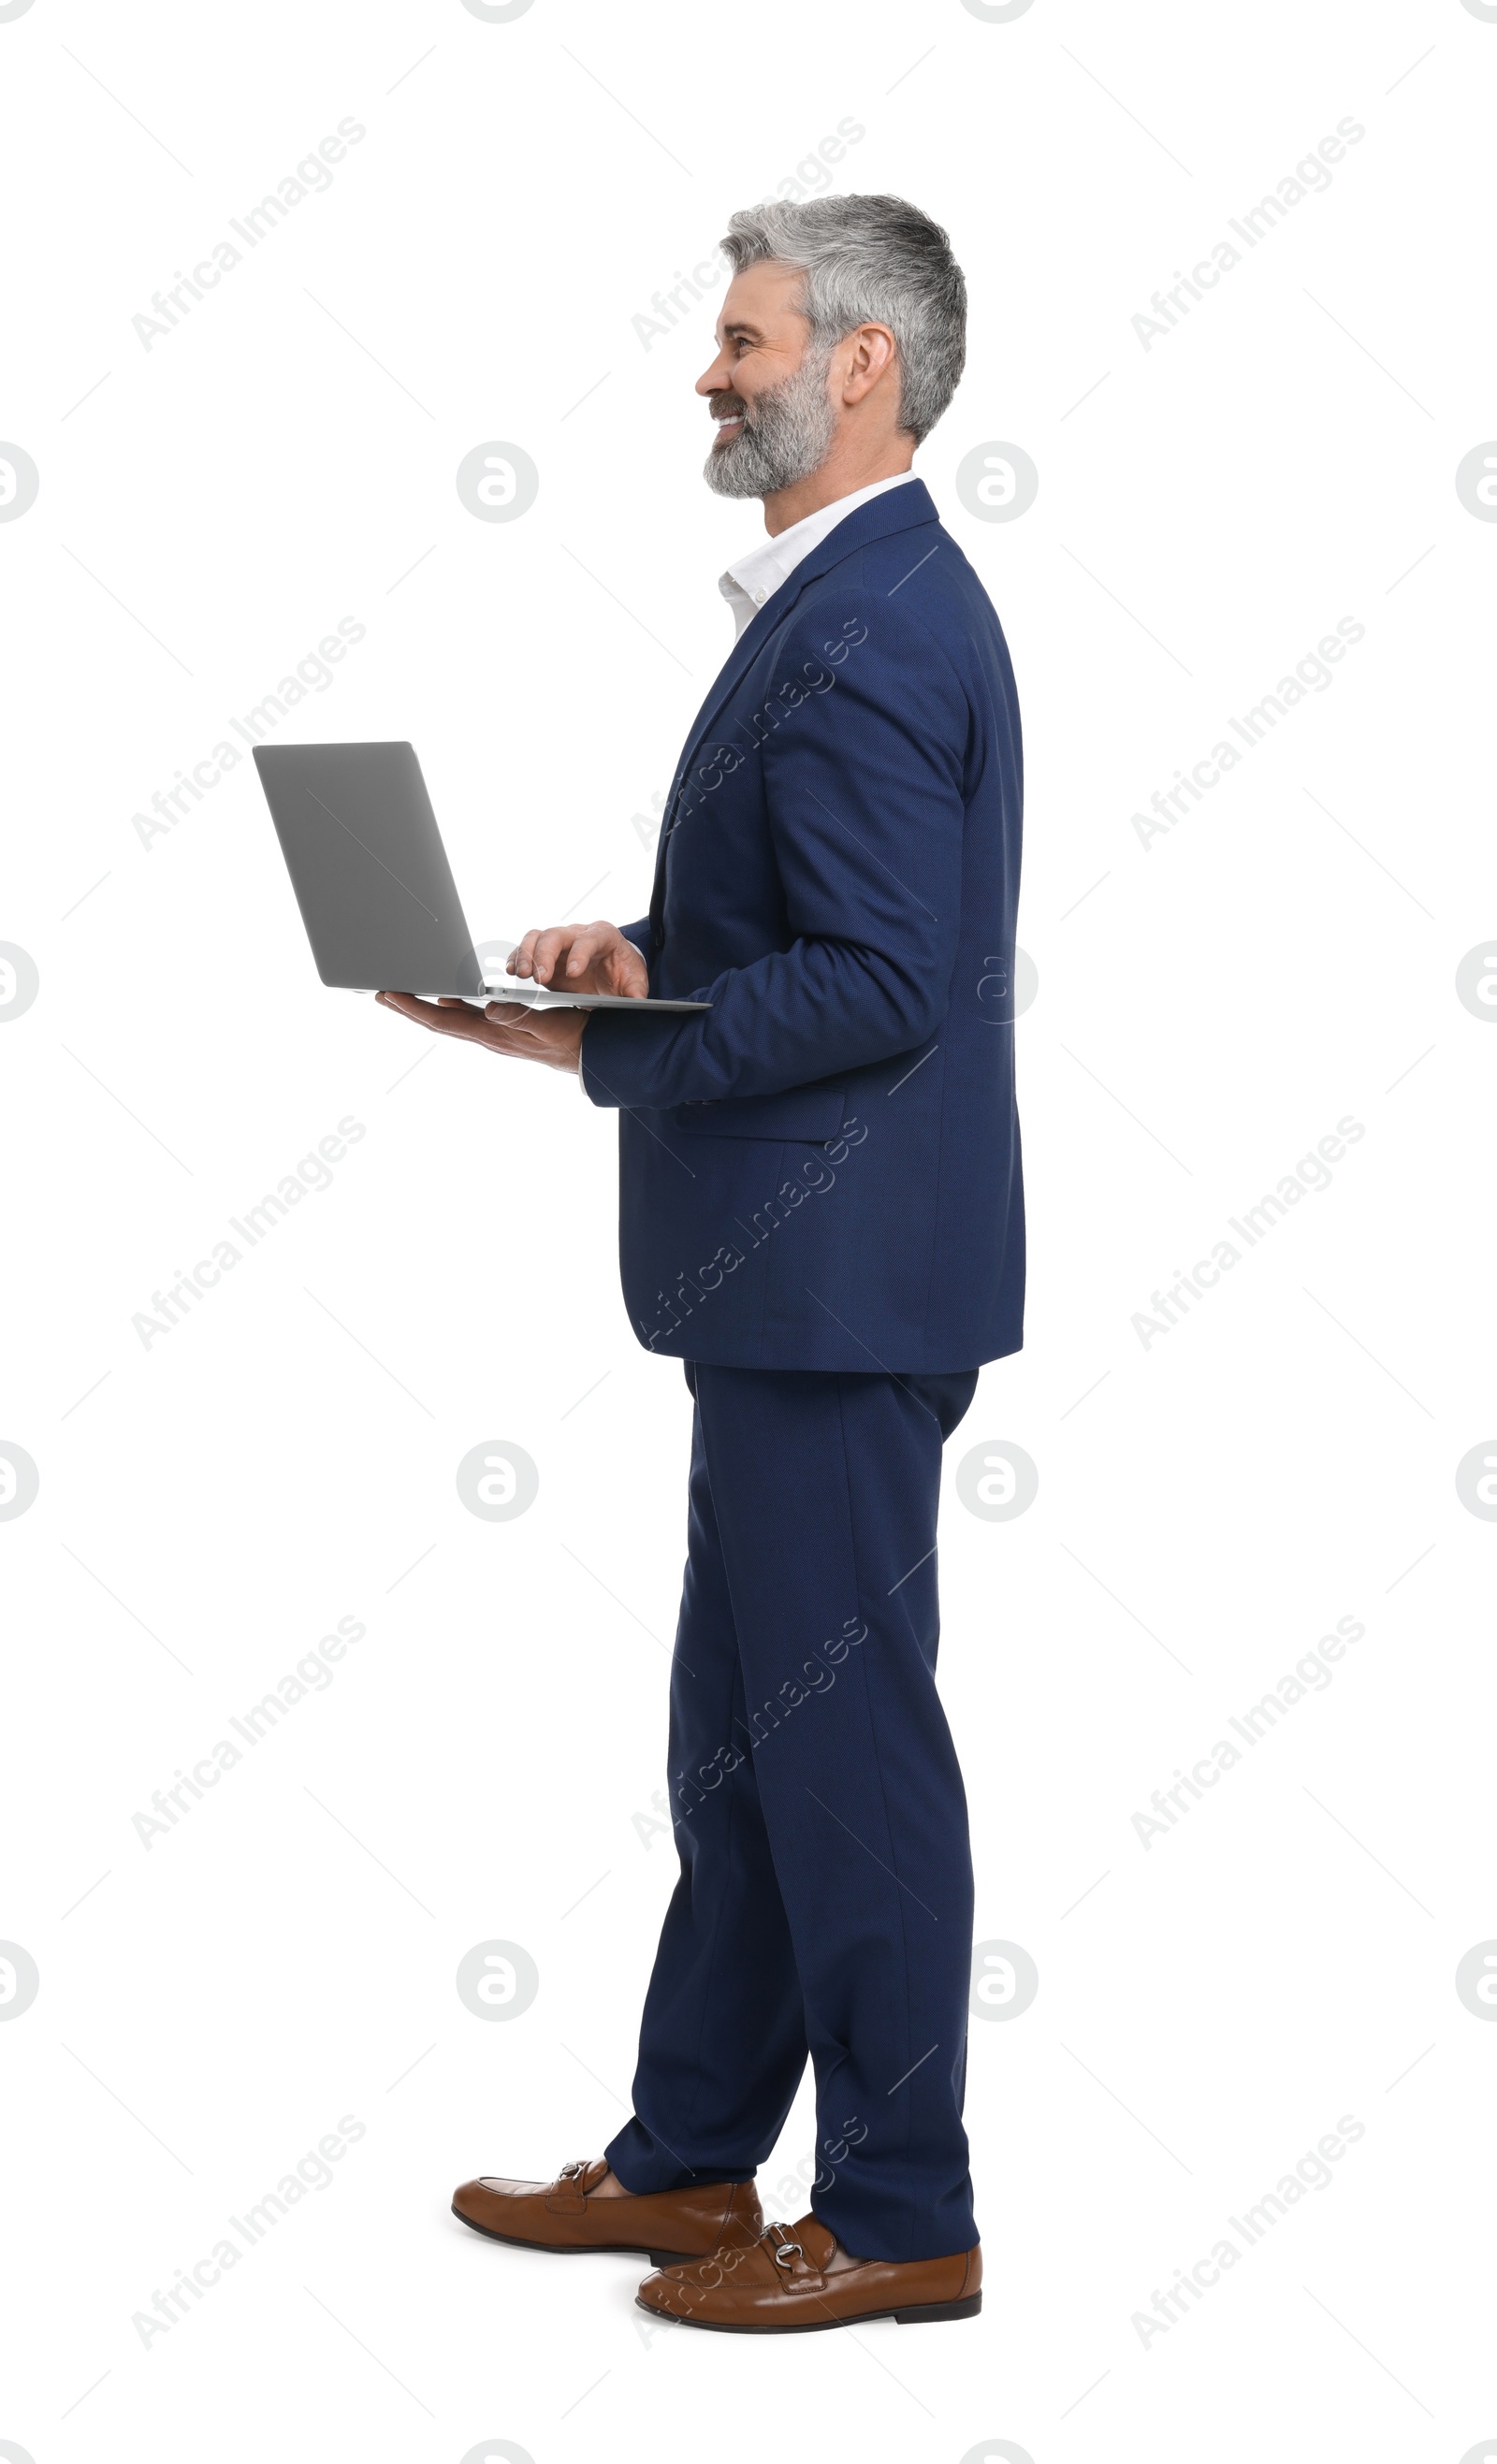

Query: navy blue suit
[
  {"left": 588, "top": 479, "right": 1025, "bottom": 2261},
  {"left": 580, "top": 478, "right": 1024, "bottom": 1373}
]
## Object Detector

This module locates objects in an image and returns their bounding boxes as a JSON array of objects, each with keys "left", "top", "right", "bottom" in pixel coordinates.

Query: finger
[
  {"left": 513, "top": 931, "right": 568, "bottom": 981},
  {"left": 528, "top": 927, "right": 575, "bottom": 985},
  {"left": 377, "top": 990, "right": 438, "bottom": 1020},
  {"left": 562, "top": 922, "right": 610, "bottom": 978},
  {"left": 380, "top": 990, "right": 487, "bottom": 1040},
  {"left": 586, "top": 935, "right": 646, "bottom": 996},
  {"left": 385, "top": 993, "right": 452, "bottom": 1025}
]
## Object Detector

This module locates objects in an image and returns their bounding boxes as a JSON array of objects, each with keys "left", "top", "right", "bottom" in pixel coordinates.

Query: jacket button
[{"left": 651, "top": 924, "right": 664, "bottom": 950}]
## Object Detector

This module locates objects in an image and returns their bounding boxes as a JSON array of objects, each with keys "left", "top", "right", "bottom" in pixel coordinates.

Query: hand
[
  {"left": 509, "top": 920, "right": 649, "bottom": 998},
  {"left": 375, "top": 991, "right": 589, "bottom": 1073}
]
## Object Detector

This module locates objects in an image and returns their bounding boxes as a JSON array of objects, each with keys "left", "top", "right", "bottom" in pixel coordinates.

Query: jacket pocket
[{"left": 667, "top": 1080, "right": 848, "bottom": 1141}]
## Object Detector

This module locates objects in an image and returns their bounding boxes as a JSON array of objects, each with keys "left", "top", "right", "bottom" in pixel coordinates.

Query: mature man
[{"left": 379, "top": 194, "right": 1024, "bottom": 2333}]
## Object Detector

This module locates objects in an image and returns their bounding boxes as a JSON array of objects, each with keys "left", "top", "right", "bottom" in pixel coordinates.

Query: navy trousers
[{"left": 605, "top": 1359, "right": 980, "bottom": 2263}]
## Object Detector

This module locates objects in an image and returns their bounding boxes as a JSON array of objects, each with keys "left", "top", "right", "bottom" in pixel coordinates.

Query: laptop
[{"left": 252, "top": 740, "right": 707, "bottom": 1012}]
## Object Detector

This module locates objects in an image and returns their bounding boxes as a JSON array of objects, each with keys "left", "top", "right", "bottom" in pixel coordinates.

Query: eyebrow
[{"left": 719, "top": 320, "right": 763, "bottom": 342}]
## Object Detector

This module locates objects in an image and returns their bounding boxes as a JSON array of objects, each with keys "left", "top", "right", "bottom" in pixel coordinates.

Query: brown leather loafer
[
  {"left": 452, "top": 2157, "right": 763, "bottom": 2265},
  {"left": 636, "top": 2212, "right": 981, "bottom": 2331}
]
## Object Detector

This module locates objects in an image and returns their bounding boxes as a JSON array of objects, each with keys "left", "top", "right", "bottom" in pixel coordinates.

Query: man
[{"left": 378, "top": 193, "right": 1024, "bottom": 2333}]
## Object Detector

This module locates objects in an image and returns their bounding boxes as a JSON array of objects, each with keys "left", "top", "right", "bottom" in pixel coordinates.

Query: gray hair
[{"left": 719, "top": 194, "right": 967, "bottom": 445}]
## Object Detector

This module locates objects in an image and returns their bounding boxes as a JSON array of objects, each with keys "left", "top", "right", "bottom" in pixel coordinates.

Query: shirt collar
[{"left": 718, "top": 470, "right": 921, "bottom": 637}]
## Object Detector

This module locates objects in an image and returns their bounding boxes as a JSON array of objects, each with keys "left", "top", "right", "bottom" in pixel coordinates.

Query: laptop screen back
[{"left": 253, "top": 740, "right": 486, "bottom": 997}]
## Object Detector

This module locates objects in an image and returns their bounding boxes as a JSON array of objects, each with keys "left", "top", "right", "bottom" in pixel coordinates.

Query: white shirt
[{"left": 718, "top": 469, "right": 920, "bottom": 638}]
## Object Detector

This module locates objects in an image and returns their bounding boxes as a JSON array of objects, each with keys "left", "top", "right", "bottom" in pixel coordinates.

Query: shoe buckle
[
  {"left": 768, "top": 2225, "right": 805, "bottom": 2270},
  {"left": 558, "top": 2159, "right": 587, "bottom": 2180}
]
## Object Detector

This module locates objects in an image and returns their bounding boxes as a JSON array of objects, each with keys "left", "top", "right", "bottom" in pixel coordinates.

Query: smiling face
[
  {"left": 696, "top": 259, "right": 837, "bottom": 501},
  {"left": 698, "top": 260, "right": 815, "bottom": 441}
]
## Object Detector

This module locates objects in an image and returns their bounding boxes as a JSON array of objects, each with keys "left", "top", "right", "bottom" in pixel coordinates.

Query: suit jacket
[{"left": 580, "top": 477, "right": 1025, "bottom": 1373}]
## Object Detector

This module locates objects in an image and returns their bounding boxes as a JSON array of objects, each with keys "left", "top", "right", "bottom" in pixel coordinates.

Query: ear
[{"left": 839, "top": 322, "right": 898, "bottom": 407}]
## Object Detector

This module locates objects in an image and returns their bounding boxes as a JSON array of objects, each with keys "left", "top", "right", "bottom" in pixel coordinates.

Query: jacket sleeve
[{"left": 580, "top": 595, "right": 969, "bottom": 1111}]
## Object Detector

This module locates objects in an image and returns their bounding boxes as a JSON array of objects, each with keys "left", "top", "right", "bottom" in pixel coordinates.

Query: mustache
[{"left": 707, "top": 389, "right": 749, "bottom": 426}]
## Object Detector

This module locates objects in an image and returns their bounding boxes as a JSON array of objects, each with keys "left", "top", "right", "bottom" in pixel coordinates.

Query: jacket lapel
[{"left": 647, "top": 481, "right": 941, "bottom": 934}]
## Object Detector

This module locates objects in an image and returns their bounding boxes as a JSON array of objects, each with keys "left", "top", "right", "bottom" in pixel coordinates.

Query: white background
[{"left": 2, "top": 0, "right": 1494, "bottom": 2458}]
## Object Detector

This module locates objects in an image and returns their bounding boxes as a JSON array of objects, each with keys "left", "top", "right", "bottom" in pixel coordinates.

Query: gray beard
[{"left": 704, "top": 348, "right": 837, "bottom": 500}]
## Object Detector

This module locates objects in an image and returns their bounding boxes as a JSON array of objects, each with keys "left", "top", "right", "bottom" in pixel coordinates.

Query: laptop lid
[{"left": 253, "top": 740, "right": 486, "bottom": 997}]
